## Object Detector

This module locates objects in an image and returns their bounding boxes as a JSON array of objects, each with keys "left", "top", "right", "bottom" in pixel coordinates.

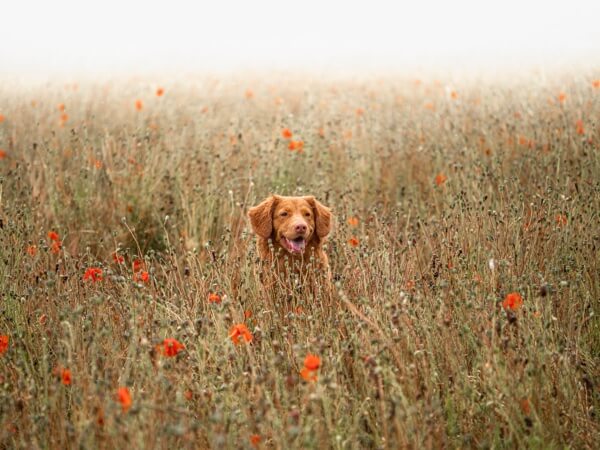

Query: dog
[{"left": 248, "top": 195, "right": 332, "bottom": 283}]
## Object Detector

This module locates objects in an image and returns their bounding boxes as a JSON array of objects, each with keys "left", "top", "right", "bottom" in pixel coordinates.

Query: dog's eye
[
  {"left": 280, "top": 211, "right": 288, "bottom": 217},
  {"left": 304, "top": 212, "right": 311, "bottom": 217}
]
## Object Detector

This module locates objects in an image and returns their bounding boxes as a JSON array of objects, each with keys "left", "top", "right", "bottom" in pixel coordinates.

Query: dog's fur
[{"left": 248, "top": 195, "right": 332, "bottom": 280}]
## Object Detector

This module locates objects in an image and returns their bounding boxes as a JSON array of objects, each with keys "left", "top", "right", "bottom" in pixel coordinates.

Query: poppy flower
[
  {"left": 348, "top": 237, "right": 359, "bottom": 247},
  {"left": 288, "top": 140, "right": 304, "bottom": 151},
  {"left": 245, "top": 89, "right": 254, "bottom": 99},
  {"left": 250, "top": 434, "right": 261, "bottom": 448},
  {"left": 0, "top": 149, "right": 6, "bottom": 159},
  {"left": 83, "top": 267, "right": 103, "bottom": 282},
  {"left": 159, "top": 338, "right": 185, "bottom": 357},
  {"left": 518, "top": 135, "right": 528, "bottom": 146},
  {"left": 117, "top": 387, "right": 132, "bottom": 412},
  {"left": 450, "top": 91, "right": 458, "bottom": 100},
  {"left": 0, "top": 335, "right": 8, "bottom": 355},
  {"left": 57, "top": 103, "right": 65, "bottom": 112},
  {"left": 520, "top": 397, "right": 531, "bottom": 415},
  {"left": 244, "top": 310, "right": 252, "bottom": 319},
  {"left": 558, "top": 92, "right": 566, "bottom": 103},
  {"left": 300, "top": 367, "right": 317, "bottom": 382},
  {"left": 112, "top": 252, "right": 125, "bottom": 264},
  {"left": 50, "top": 241, "right": 62, "bottom": 254},
  {"left": 26, "top": 245, "right": 37, "bottom": 256},
  {"left": 0, "top": 114, "right": 5, "bottom": 123},
  {"left": 61, "top": 368, "right": 72, "bottom": 385},
  {"left": 555, "top": 214, "right": 568, "bottom": 227},
  {"left": 133, "top": 259, "right": 144, "bottom": 272},
  {"left": 230, "top": 324, "right": 253, "bottom": 345},
  {"left": 355, "top": 107, "right": 365, "bottom": 116},
  {"left": 208, "top": 292, "right": 221, "bottom": 304},
  {"left": 593, "top": 80, "right": 600, "bottom": 89},
  {"left": 347, "top": 217, "right": 359, "bottom": 227},
  {"left": 48, "top": 231, "right": 60, "bottom": 241},
  {"left": 575, "top": 119, "right": 585, "bottom": 135},
  {"left": 155, "top": 87, "right": 164, "bottom": 97},
  {"left": 423, "top": 102, "right": 435, "bottom": 111},
  {"left": 434, "top": 173, "right": 447, "bottom": 186},
  {"left": 134, "top": 100, "right": 143, "bottom": 111},
  {"left": 134, "top": 271, "right": 150, "bottom": 283},
  {"left": 59, "top": 113, "right": 68, "bottom": 126},
  {"left": 282, "top": 128, "right": 293, "bottom": 139},
  {"left": 304, "top": 354, "right": 321, "bottom": 371},
  {"left": 502, "top": 292, "right": 523, "bottom": 311}
]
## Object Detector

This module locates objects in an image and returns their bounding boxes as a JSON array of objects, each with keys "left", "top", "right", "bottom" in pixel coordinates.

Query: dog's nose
[{"left": 294, "top": 222, "right": 307, "bottom": 234}]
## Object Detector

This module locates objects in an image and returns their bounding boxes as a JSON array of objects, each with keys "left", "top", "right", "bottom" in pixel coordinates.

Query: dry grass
[{"left": 0, "top": 72, "right": 599, "bottom": 449}]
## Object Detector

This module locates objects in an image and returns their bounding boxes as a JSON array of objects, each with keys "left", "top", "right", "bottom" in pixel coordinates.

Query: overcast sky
[{"left": 1, "top": 0, "right": 599, "bottom": 75}]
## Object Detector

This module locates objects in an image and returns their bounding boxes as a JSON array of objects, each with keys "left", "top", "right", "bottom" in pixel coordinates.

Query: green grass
[{"left": 0, "top": 72, "right": 599, "bottom": 449}]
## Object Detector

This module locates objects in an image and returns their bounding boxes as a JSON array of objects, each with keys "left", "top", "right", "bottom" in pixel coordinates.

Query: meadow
[{"left": 0, "top": 71, "right": 599, "bottom": 449}]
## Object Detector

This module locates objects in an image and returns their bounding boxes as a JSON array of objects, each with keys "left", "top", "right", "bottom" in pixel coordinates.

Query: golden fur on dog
[{"left": 248, "top": 195, "right": 332, "bottom": 278}]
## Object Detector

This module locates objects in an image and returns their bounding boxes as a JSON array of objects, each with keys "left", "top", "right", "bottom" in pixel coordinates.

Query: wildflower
[
  {"left": 26, "top": 245, "right": 38, "bottom": 256},
  {"left": 208, "top": 292, "right": 221, "bottom": 304},
  {"left": 0, "top": 114, "right": 5, "bottom": 123},
  {"left": 288, "top": 140, "right": 304, "bottom": 151},
  {"left": 450, "top": 90, "right": 458, "bottom": 100},
  {"left": 250, "top": 434, "right": 261, "bottom": 447},
  {"left": 184, "top": 390, "right": 193, "bottom": 400},
  {"left": 0, "top": 149, "right": 6, "bottom": 159},
  {"left": 230, "top": 324, "right": 253, "bottom": 345},
  {"left": 134, "top": 271, "right": 150, "bottom": 283},
  {"left": 83, "top": 267, "right": 103, "bottom": 282},
  {"left": 300, "top": 367, "right": 317, "bottom": 382},
  {"left": 300, "top": 353, "right": 321, "bottom": 382},
  {"left": 593, "top": 80, "right": 600, "bottom": 89},
  {"left": 281, "top": 128, "right": 293, "bottom": 139},
  {"left": 59, "top": 113, "right": 68, "bottom": 126},
  {"left": 48, "top": 231, "right": 60, "bottom": 241},
  {"left": 435, "top": 173, "right": 447, "bottom": 186},
  {"left": 57, "top": 103, "right": 65, "bottom": 112},
  {"left": 555, "top": 214, "right": 568, "bottom": 227},
  {"left": 348, "top": 237, "right": 359, "bottom": 247},
  {"left": 117, "top": 387, "right": 132, "bottom": 412},
  {"left": 155, "top": 87, "right": 164, "bottom": 97},
  {"left": 50, "top": 241, "right": 62, "bottom": 254},
  {"left": 518, "top": 135, "right": 528, "bottom": 146},
  {"left": 355, "top": 107, "right": 365, "bottom": 116},
  {"left": 502, "top": 292, "right": 523, "bottom": 311},
  {"left": 575, "top": 119, "right": 585, "bottom": 135},
  {"left": 520, "top": 397, "right": 531, "bottom": 415},
  {"left": 61, "top": 368, "right": 72, "bottom": 385},
  {"left": 423, "top": 102, "right": 435, "bottom": 111},
  {"left": 347, "top": 216, "right": 359, "bottom": 227},
  {"left": 244, "top": 310, "right": 252, "bottom": 319},
  {"left": 245, "top": 89, "right": 254, "bottom": 99},
  {"left": 133, "top": 259, "right": 144, "bottom": 272},
  {"left": 0, "top": 335, "right": 8, "bottom": 355},
  {"left": 159, "top": 338, "right": 185, "bottom": 357},
  {"left": 557, "top": 92, "right": 566, "bottom": 103},
  {"left": 134, "top": 99, "right": 143, "bottom": 111},
  {"left": 112, "top": 252, "right": 125, "bottom": 264}
]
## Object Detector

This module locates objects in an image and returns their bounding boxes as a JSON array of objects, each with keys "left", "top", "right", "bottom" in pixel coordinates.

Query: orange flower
[
  {"left": 300, "top": 367, "right": 317, "bottom": 382},
  {"left": 288, "top": 140, "right": 304, "bottom": 151},
  {"left": 57, "top": 103, "right": 65, "bottom": 112},
  {"left": 423, "top": 102, "right": 435, "bottom": 111},
  {"left": 434, "top": 173, "right": 447, "bottom": 186},
  {"left": 518, "top": 135, "right": 528, "bottom": 146},
  {"left": 230, "top": 324, "right": 253, "bottom": 345},
  {"left": 50, "top": 240, "right": 62, "bottom": 254},
  {"left": 555, "top": 214, "right": 568, "bottom": 227},
  {"left": 0, "top": 335, "right": 8, "bottom": 355},
  {"left": 281, "top": 128, "right": 293, "bottom": 139},
  {"left": 26, "top": 245, "right": 38, "bottom": 256},
  {"left": 355, "top": 107, "right": 365, "bottom": 116},
  {"left": 48, "top": 231, "right": 60, "bottom": 241},
  {"left": 348, "top": 236, "right": 359, "bottom": 247},
  {"left": 59, "top": 113, "right": 68, "bottom": 126},
  {"left": 133, "top": 258, "right": 144, "bottom": 272},
  {"left": 159, "top": 338, "right": 185, "bottom": 357},
  {"left": 117, "top": 387, "right": 132, "bottom": 412},
  {"left": 450, "top": 90, "right": 458, "bottom": 100},
  {"left": 134, "top": 99, "right": 143, "bottom": 111},
  {"left": 112, "top": 252, "right": 125, "bottom": 264},
  {"left": 575, "top": 119, "right": 585, "bottom": 135},
  {"left": 155, "top": 87, "right": 165, "bottom": 97},
  {"left": 0, "top": 149, "right": 6, "bottom": 159},
  {"left": 502, "top": 292, "right": 523, "bottom": 311},
  {"left": 134, "top": 271, "right": 150, "bottom": 283},
  {"left": 593, "top": 80, "right": 600, "bottom": 89},
  {"left": 83, "top": 267, "right": 103, "bottom": 282},
  {"left": 347, "top": 217, "right": 359, "bottom": 227},
  {"left": 245, "top": 89, "right": 254, "bottom": 99},
  {"left": 61, "top": 368, "right": 72, "bottom": 385},
  {"left": 557, "top": 92, "right": 566, "bottom": 103},
  {"left": 0, "top": 114, "right": 5, "bottom": 123},
  {"left": 250, "top": 434, "right": 261, "bottom": 448},
  {"left": 244, "top": 310, "right": 252, "bottom": 319},
  {"left": 208, "top": 292, "right": 221, "bottom": 304},
  {"left": 520, "top": 397, "right": 531, "bottom": 415},
  {"left": 304, "top": 354, "right": 321, "bottom": 371}
]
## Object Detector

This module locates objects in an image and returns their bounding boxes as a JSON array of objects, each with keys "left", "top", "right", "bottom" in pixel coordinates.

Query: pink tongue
[{"left": 289, "top": 239, "right": 305, "bottom": 253}]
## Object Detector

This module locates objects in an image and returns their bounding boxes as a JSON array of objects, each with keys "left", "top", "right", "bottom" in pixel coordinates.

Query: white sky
[{"left": 1, "top": 0, "right": 599, "bottom": 75}]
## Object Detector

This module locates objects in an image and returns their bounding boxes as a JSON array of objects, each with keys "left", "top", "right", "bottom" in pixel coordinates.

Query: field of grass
[{"left": 0, "top": 71, "right": 599, "bottom": 449}]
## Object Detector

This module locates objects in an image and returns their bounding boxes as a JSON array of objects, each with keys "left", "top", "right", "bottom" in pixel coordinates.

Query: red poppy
[
  {"left": 347, "top": 217, "right": 359, "bottom": 227},
  {"left": 288, "top": 140, "right": 304, "bottom": 151},
  {"left": 133, "top": 259, "right": 144, "bottom": 272},
  {"left": 134, "top": 100, "right": 143, "bottom": 111},
  {"left": 245, "top": 89, "right": 254, "bottom": 99},
  {"left": 593, "top": 80, "right": 600, "bottom": 89},
  {"left": 557, "top": 92, "right": 567, "bottom": 103},
  {"left": 134, "top": 271, "right": 150, "bottom": 283},
  {"left": 304, "top": 354, "right": 321, "bottom": 371},
  {"left": 117, "top": 387, "right": 132, "bottom": 412},
  {"left": 555, "top": 214, "right": 568, "bottom": 227},
  {"left": 159, "top": 338, "right": 185, "bottom": 357},
  {"left": 230, "top": 324, "right": 253, "bottom": 345},
  {"left": 502, "top": 292, "right": 523, "bottom": 311},
  {"left": 435, "top": 173, "right": 447, "bottom": 186},
  {"left": 208, "top": 292, "right": 221, "bottom": 304},
  {"left": 57, "top": 103, "right": 65, "bottom": 112},
  {"left": 0, "top": 149, "right": 6, "bottom": 159},
  {"left": 61, "top": 368, "right": 72, "bottom": 385},
  {"left": 0, "top": 114, "right": 5, "bottom": 123},
  {"left": 250, "top": 434, "right": 261, "bottom": 448},
  {"left": 450, "top": 91, "right": 458, "bottom": 100},
  {"left": 0, "top": 335, "right": 8, "bottom": 355},
  {"left": 282, "top": 128, "right": 293, "bottom": 139},
  {"left": 155, "top": 87, "right": 164, "bottom": 97},
  {"left": 112, "top": 252, "right": 125, "bottom": 264},
  {"left": 48, "top": 231, "right": 60, "bottom": 241},
  {"left": 83, "top": 267, "right": 103, "bottom": 282},
  {"left": 59, "top": 113, "right": 68, "bottom": 126},
  {"left": 348, "top": 237, "right": 359, "bottom": 247},
  {"left": 26, "top": 245, "right": 38, "bottom": 256},
  {"left": 355, "top": 107, "right": 365, "bottom": 116},
  {"left": 300, "top": 367, "right": 317, "bottom": 382},
  {"left": 244, "top": 310, "right": 252, "bottom": 319},
  {"left": 50, "top": 240, "right": 62, "bottom": 254},
  {"left": 575, "top": 119, "right": 585, "bottom": 135}
]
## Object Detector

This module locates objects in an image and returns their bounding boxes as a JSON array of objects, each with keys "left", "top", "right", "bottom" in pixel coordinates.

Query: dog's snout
[{"left": 294, "top": 222, "right": 307, "bottom": 234}]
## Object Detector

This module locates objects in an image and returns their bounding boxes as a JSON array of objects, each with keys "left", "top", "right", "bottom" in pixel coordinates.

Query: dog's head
[{"left": 248, "top": 195, "right": 332, "bottom": 254}]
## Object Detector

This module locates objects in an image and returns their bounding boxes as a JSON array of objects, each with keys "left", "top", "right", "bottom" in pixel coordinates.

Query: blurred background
[{"left": 2, "top": 0, "right": 599, "bottom": 77}]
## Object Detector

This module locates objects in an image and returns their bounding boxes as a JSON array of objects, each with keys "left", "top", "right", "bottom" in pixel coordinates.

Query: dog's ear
[
  {"left": 248, "top": 195, "right": 278, "bottom": 238},
  {"left": 305, "top": 196, "right": 332, "bottom": 238}
]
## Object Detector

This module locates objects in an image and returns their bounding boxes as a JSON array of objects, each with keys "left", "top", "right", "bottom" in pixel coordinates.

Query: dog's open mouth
[{"left": 281, "top": 236, "right": 306, "bottom": 254}]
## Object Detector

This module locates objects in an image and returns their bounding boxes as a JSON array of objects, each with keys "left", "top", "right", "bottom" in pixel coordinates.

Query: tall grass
[{"left": 0, "top": 72, "right": 598, "bottom": 449}]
